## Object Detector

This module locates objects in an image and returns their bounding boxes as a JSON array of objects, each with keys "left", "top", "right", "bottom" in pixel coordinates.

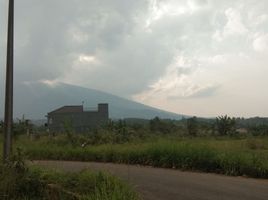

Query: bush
[
  {"left": 216, "top": 115, "right": 236, "bottom": 136},
  {"left": 23, "top": 139, "right": 268, "bottom": 179},
  {"left": 0, "top": 149, "right": 45, "bottom": 199},
  {"left": 149, "top": 117, "right": 175, "bottom": 134},
  {"left": 0, "top": 148, "right": 139, "bottom": 200},
  {"left": 249, "top": 125, "right": 268, "bottom": 136},
  {"left": 186, "top": 117, "right": 198, "bottom": 136}
]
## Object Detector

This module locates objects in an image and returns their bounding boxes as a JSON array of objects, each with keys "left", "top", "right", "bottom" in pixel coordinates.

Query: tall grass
[
  {"left": 0, "top": 147, "right": 139, "bottom": 200},
  {"left": 0, "top": 164, "right": 139, "bottom": 200},
  {"left": 21, "top": 137, "right": 268, "bottom": 178}
]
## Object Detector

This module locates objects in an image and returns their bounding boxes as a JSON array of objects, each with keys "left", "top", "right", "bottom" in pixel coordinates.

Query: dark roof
[{"left": 48, "top": 105, "right": 83, "bottom": 115}]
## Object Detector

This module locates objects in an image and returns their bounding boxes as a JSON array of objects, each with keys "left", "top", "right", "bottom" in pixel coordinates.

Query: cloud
[
  {"left": 6, "top": 0, "right": 174, "bottom": 96},
  {"left": 133, "top": 54, "right": 221, "bottom": 102},
  {"left": 253, "top": 33, "right": 268, "bottom": 52},
  {"left": 1, "top": 0, "right": 268, "bottom": 117},
  {"left": 183, "top": 84, "right": 220, "bottom": 98},
  {"left": 223, "top": 8, "right": 248, "bottom": 37}
]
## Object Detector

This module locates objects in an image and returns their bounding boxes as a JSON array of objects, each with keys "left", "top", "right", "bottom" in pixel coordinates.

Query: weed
[{"left": 0, "top": 148, "right": 139, "bottom": 200}]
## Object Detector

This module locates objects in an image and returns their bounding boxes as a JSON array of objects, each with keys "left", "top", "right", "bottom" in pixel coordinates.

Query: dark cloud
[
  {"left": 1, "top": 0, "right": 268, "bottom": 117},
  {"left": 7, "top": 0, "right": 169, "bottom": 96}
]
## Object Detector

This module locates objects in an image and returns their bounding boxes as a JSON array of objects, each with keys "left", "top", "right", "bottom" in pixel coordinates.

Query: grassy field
[
  {"left": 0, "top": 159, "right": 139, "bottom": 200},
  {"left": 12, "top": 135, "right": 268, "bottom": 179}
]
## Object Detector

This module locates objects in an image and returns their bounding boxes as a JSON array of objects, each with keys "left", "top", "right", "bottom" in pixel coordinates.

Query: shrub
[
  {"left": 216, "top": 115, "right": 236, "bottom": 136},
  {"left": 186, "top": 117, "right": 198, "bottom": 136},
  {"left": 0, "top": 148, "right": 139, "bottom": 200}
]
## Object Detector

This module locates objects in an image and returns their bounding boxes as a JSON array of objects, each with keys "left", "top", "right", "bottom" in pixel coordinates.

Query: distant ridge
[{"left": 0, "top": 82, "right": 184, "bottom": 120}]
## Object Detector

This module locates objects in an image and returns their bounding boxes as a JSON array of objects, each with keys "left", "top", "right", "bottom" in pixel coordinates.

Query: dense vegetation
[
  {"left": 1, "top": 116, "right": 268, "bottom": 180},
  {"left": 19, "top": 136, "right": 268, "bottom": 179},
  {"left": 0, "top": 149, "right": 139, "bottom": 200},
  {"left": 1, "top": 116, "right": 268, "bottom": 138}
]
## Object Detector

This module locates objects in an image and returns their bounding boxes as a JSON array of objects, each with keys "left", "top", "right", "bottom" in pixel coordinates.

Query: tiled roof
[{"left": 48, "top": 105, "right": 83, "bottom": 114}]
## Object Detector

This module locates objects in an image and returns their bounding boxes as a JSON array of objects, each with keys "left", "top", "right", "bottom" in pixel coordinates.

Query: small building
[{"left": 47, "top": 104, "right": 109, "bottom": 133}]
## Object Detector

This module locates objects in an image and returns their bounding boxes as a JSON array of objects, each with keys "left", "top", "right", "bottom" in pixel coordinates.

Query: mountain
[{"left": 0, "top": 82, "right": 184, "bottom": 120}]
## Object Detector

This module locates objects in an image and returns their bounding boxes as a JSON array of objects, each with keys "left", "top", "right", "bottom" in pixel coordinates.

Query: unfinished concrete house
[{"left": 47, "top": 104, "right": 109, "bottom": 133}]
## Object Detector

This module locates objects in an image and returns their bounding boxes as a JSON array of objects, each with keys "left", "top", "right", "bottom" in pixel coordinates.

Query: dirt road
[{"left": 33, "top": 160, "right": 268, "bottom": 200}]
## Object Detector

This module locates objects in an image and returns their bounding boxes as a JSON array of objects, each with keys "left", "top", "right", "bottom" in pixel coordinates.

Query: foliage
[
  {"left": 19, "top": 136, "right": 268, "bottom": 179},
  {"left": 248, "top": 125, "right": 268, "bottom": 136},
  {"left": 6, "top": 115, "right": 268, "bottom": 139},
  {"left": 186, "top": 117, "right": 198, "bottom": 136},
  {"left": 0, "top": 148, "right": 45, "bottom": 200},
  {"left": 5, "top": 115, "right": 268, "bottom": 181},
  {"left": 149, "top": 117, "right": 176, "bottom": 134},
  {"left": 245, "top": 138, "right": 266, "bottom": 150},
  {"left": 0, "top": 148, "right": 139, "bottom": 200},
  {"left": 0, "top": 121, "right": 3, "bottom": 134},
  {"left": 13, "top": 117, "right": 33, "bottom": 137},
  {"left": 216, "top": 115, "right": 236, "bottom": 136}
]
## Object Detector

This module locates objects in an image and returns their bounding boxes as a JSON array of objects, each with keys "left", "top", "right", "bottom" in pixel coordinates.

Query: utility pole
[{"left": 3, "top": 0, "right": 14, "bottom": 162}]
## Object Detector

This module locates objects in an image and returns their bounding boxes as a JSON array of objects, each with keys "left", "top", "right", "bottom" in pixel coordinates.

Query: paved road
[{"left": 33, "top": 160, "right": 268, "bottom": 200}]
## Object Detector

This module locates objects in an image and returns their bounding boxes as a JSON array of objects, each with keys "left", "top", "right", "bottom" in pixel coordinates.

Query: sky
[{"left": 1, "top": 0, "right": 268, "bottom": 117}]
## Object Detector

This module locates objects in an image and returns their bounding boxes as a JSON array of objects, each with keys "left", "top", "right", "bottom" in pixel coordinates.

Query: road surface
[{"left": 33, "top": 160, "right": 268, "bottom": 200}]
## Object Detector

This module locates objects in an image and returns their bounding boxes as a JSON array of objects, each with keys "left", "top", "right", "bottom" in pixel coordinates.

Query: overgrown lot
[
  {"left": 0, "top": 150, "right": 139, "bottom": 200},
  {"left": 2, "top": 116, "right": 268, "bottom": 179},
  {"left": 16, "top": 134, "right": 268, "bottom": 179}
]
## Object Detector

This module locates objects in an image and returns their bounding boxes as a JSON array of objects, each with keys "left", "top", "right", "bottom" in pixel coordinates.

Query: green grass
[
  {"left": 0, "top": 164, "right": 139, "bottom": 200},
  {"left": 14, "top": 135, "right": 268, "bottom": 179}
]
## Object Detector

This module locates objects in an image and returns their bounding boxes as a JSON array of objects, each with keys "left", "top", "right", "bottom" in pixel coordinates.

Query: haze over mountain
[
  {"left": 1, "top": 1, "right": 268, "bottom": 117},
  {"left": 0, "top": 82, "right": 184, "bottom": 120}
]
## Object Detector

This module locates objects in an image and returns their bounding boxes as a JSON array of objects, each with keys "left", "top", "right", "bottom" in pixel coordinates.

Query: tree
[
  {"left": 186, "top": 117, "right": 198, "bottom": 136},
  {"left": 0, "top": 120, "right": 3, "bottom": 134},
  {"left": 216, "top": 115, "right": 236, "bottom": 136},
  {"left": 149, "top": 117, "right": 174, "bottom": 134},
  {"left": 13, "top": 118, "right": 33, "bottom": 136}
]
